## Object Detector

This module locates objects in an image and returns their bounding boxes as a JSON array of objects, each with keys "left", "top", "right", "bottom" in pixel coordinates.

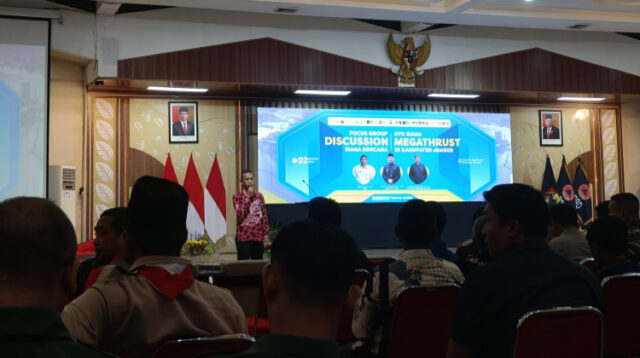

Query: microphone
[{"left": 302, "top": 179, "right": 318, "bottom": 196}]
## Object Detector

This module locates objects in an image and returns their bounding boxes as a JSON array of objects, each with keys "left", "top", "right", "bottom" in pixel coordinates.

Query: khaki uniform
[
  {"left": 62, "top": 256, "right": 247, "bottom": 358},
  {"left": 548, "top": 227, "right": 591, "bottom": 260}
]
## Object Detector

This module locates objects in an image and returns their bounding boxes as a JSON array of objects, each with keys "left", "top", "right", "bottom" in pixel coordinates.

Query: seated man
[
  {"left": 216, "top": 219, "right": 361, "bottom": 357},
  {"left": 426, "top": 201, "right": 460, "bottom": 263},
  {"left": 307, "top": 196, "right": 370, "bottom": 271},
  {"left": 63, "top": 176, "right": 247, "bottom": 357},
  {"left": 0, "top": 197, "right": 110, "bottom": 357},
  {"left": 76, "top": 207, "right": 128, "bottom": 296},
  {"left": 446, "top": 184, "right": 603, "bottom": 358},
  {"left": 609, "top": 193, "right": 640, "bottom": 263},
  {"left": 548, "top": 203, "right": 591, "bottom": 260},
  {"left": 353, "top": 199, "right": 464, "bottom": 353},
  {"left": 456, "top": 214, "right": 491, "bottom": 276},
  {"left": 587, "top": 216, "right": 640, "bottom": 281}
]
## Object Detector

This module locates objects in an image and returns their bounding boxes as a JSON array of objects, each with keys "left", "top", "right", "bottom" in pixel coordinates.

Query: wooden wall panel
[
  {"left": 118, "top": 39, "right": 640, "bottom": 94},
  {"left": 127, "top": 148, "right": 164, "bottom": 188},
  {"left": 414, "top": 48, "right": 640, "bottom": 94},
  {"left": 118, "top": 38, "right": 397, "bottom": 87}
]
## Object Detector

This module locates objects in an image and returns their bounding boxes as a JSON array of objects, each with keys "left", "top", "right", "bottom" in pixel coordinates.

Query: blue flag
[
  {"left": 557, "top": 156, "right": 575, "bottom": 209},
  {"left": 573, "top": 161, "right": 593, "bottom": 226}
]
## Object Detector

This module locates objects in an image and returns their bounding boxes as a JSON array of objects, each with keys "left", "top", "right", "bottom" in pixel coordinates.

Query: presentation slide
[
  {"left": 258, "top": 108, "right": 512, "bottom": 204},
  {"left": 0, "top": 17, "right": 49, "bottom": 201}
]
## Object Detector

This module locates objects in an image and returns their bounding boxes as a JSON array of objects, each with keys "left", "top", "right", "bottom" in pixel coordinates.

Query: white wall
[
  {"left": 49, "top": 56, "right": 86, "bottom": 241},
  {"left": 621, "top": 101, "right": 640, "bottom": 197},
  {"left": 51, "top": 8, "right": 640, "bottom": 78}
]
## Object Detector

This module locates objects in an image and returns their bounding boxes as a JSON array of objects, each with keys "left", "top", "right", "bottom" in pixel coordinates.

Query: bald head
[{"left": 0, "top": 197, "right": 77, "bottom": 291}]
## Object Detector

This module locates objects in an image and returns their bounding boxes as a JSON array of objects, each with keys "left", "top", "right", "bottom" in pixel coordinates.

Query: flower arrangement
[{"left": 181, "top": 239, "right": 213, "bottom": 257}]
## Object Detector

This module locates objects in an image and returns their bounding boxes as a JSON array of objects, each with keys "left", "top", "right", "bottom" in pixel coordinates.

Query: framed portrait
[
  {"left": 169, "top": 102, "right": 198, "bottom": 144},
  {"left": 539, "top": 110, "right": 562, "bottom": 147}
]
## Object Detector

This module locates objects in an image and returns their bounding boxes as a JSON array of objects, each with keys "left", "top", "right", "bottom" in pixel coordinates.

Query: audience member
[
  {"left": 426, "top": 201, "right": 460, "bottom": 263},
  {"left": 595, "top": 200, "right": 609, "bottom": 219},
  {"left": 76, "top": 207, "right": 128, "bottom": 297},
  {"left": 446, "top": 184, "right": 602, "bottom": 358},
  {"left": 307, "top": 196, "right": 342, "bottom": 226},
  {"left": 353, "top": 199, "right": 464, "bottom": 354},
  {"left": 62, "top": 176, "right": 247, "bottom": 358},
  {"left": 587, "top": 216, "right": 640, "bottom": 281},
  {"left": 456, "top": 214, "right": 491, "bottom": 276},
  {"left": 215, "top": 219, "right": 360, "bottom": 358},
  {"left": 307, "top": 196, "right": 370, "bottom": 271},
  {"left": 0, "top": 197, "right": 111, "bottom": 357},
  {"left": 609, "top": 193, "right": 640, "bottom": 263},
  {"left": 548, "top": 204, "right": 591, "bottom": 260}
]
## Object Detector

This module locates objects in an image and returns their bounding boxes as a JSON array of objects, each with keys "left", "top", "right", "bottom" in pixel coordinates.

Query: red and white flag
[
  {"left": 205, "top": 154, "right": 227, "bottom": 243},
  {"left": 162, "top": 153, "right": 178, "bottom": 184},
  {"left": 183, "top": 154, "right": 204, "bottom": 239}
]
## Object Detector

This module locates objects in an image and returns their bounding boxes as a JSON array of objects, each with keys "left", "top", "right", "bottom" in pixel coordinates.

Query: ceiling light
[
  {"left": 568, "top": 24, "right": 590, "bottom": 30},
  {"left": 147, "top": 86, "right": 208, "bottom": 93},
  {"left": 557, "top": 97, "right": 605, "bottom": 102},
  {"left": 428, "top": 93, "right": 480, "bottom": 99},
  {"left": 274, "top": 7, "right": 298, "bottom": 13},
  {"left": 295, "top": 89, "right": 351, "bottom": 96}
]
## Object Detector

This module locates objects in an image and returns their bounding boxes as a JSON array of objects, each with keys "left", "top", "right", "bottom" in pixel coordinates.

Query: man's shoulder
[
  {"left": 192, "top": 280, "right": 235, "bottom": 298},
  {"left": 439, "top": 257, "right": 464, "bottom": 274},
  {"left": 190, "top": 281, "right": 244, "bottom": 310}
]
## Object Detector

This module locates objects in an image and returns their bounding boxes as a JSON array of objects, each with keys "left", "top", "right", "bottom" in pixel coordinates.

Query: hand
[
  {"left": 247, "top": 186, "right": 255, "bottom": 197},
  {"left": 387, "top": 179, "right": 393, "bottom": 184},
  {"left": 263, "top": 235, "right": 269, "bottom": 244}
]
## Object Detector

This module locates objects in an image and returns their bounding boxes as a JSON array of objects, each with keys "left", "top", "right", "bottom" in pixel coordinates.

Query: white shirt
[{"left": 353, "top": 164, "right": 376, "bottom": 185}]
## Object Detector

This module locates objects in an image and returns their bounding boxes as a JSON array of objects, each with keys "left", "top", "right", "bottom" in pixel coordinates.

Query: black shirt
[{"left": 451, "top": 239, "right": 603, "bottom": 358}]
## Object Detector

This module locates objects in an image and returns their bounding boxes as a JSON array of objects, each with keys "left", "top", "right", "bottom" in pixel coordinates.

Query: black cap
[{"left": 126, "top": 176, "right": 189, "bottom": 256}]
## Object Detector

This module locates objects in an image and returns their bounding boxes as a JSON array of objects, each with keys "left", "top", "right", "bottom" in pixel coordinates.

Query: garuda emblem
[{"left": 387, "top": 33, "right": 431, "bottom": 87}]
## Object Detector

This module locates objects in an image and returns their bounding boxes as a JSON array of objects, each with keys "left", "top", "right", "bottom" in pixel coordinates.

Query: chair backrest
[
  {"left": 216, "top": 260, "right": 268, "bottom": 318},
  {"left": 152, "top": 334, "right": 255, "bottom": 358},
  {"left": 513, "top": 306, "right": 603, "bottom": 358},
  {"left": 336, "top": 269, "right": 369, "bottom": 342},
  {"left": 385, "top": 283, "right": 460, "bottom": 358},
  {"left": 580, "top": 257, "right": 599, "bottom": 271},
  {"left": 367, "top": 257, "right": 395, "bottom": 267},
  {"left": 602, "top": 273, "right": 640, "bottom": 356}
]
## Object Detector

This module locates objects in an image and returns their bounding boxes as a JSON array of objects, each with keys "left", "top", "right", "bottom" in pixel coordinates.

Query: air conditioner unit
[{"left": 48, "top": 165, "right": 76, "bottom": 228}]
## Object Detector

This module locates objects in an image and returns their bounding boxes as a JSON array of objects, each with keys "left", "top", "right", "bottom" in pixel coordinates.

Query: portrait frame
[
  {"left": 539, "top": 110, "right": 562, "bottom": 147},
  {"left": 169, "top": 102, "right": 198, "bottom": 144}
]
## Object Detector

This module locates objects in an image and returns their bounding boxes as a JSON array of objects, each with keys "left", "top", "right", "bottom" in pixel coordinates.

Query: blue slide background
[{"left": 258, "top": 108, "right": 512, "bottom": 203}]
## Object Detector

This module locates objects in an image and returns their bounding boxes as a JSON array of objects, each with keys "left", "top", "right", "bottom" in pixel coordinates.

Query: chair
[
  {"left": 336, "top": 269, "right": 369, "bottom": 342},
  {"left": 152, "top": 333, "right": 255, "bottom": 358},
  {"left": 215, "top": 260, "right": 267, "bottom": 318},
  {"left": 246, "top": 284, "right": 269, "bottom": 338},
  {"left": 602, "top": 273, "right": 640, "bottom": 357},
  {"left": 580, "top": 257, "right": 599, "bottom": 271},
  {"left": 512, "top": 306, "right": 603, "bottom": 358},
  {"left": 383, "top": 283, "right": 460, "bottom": 358},
  {"left": 368, "top": 256, "right": 395, "bottom": 267}
]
